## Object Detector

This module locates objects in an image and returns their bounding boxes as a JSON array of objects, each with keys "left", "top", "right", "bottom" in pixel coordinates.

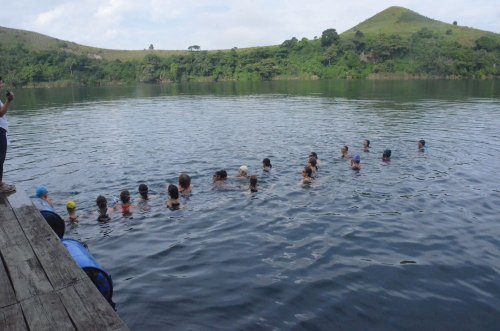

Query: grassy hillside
[
  {"left": 342, "top": 6, "right": 499, "bottom": 47},
  {"left": 1, "top": 7, "right": 498, "bottom": 57},
  {"left": 0, "top": 26, "right": 187, "bottom": 60},
  {"left": 0, "top": 6, "right": 498, "bottom": 86}
]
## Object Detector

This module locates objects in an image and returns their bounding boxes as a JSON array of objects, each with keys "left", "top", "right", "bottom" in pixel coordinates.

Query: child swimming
[
  {"left": 249, "top": 175, "right": 258, "bottom": 192},
  {"left": 167, "top": 184, "right": 180, "bottom": 210},
  {"left": 66, "top": 200, "right": 78, "bottom": 222},
  {"left": 363, "top": 139, "right": 370, "bottom": 152},
  {"left": 341, "top": 146, "right": 350, "bottom": 159},
  {"left": 115, "top": 190, "right": 134, "bottom": 216},
  {"left": 382, "top": 149, "right": 391, "bottom": 162},
  {"left": 236, "top": 165, "right": 249, "bottom": 179},
  {"left": 308, "top": 157, "right": 318, "bottom": 175},
  {"left": 418, "top": 139, "right": 426, "bottom": 151},
  {"left": 96, "top": 195, "right": 113, "bottom": 221},
  {"left": 138, "top": 184, "right": 149, "bottom": 201},
  {"left": 351, "top": 154, "right": 362, "bottom": 170},
  {"left": 262, "top": 158, "right": 272, "bottom": 172},
  {"left": 302, "top": 166, "right": 314, "bottom": 185},
  {"left": 178, "top": 173, "right": 193, "bottom": 195}
]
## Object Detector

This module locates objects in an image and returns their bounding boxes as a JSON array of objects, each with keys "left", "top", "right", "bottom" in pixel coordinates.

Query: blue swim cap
[
  {"left": 353, "top": 154, "right": 361, "bottom": 162},
  {"left": 36, "top": 186, "right": 48, "bottom": 198}
]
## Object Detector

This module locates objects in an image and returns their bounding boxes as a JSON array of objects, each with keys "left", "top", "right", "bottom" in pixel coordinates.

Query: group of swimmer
[
  {"left": 302, "top": 139, "right": 425, "bottom": 181},
  {"left": 31, "top": 139, "right": 426, "bottom": 223}
]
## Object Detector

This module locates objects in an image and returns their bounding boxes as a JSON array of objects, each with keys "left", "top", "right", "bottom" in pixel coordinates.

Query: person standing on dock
[{"left": 0, "top": 76, "right": 15, "bottom": 193}]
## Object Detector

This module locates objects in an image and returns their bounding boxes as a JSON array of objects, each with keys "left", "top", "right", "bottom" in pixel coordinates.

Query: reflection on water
[
  {"left": 4, "top": 82, "right": 500, "bottom": 330},
  {"left": 8, "top": 79, "right": 500, "bottom": 111}
]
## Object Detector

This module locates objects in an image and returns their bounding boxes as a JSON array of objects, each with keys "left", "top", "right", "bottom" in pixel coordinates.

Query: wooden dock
[{"left": 0, "top": 189, "right": 129, "bottom": 331}]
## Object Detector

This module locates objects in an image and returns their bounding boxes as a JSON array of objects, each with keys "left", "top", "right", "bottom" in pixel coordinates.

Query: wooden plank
[
  {"left": 21, "top": 291, "right": 76, "bottom": 331},
  {"left": 0, "top": 195, "right": 17, "bottom": 307},
  {"left": 1, "top": 190, "right": 129, "bottom": 330},
  {"left": 6, "top": 190, "right": 87, "bottom": 290},
  {"left": 58, "top": 278, "right": 129, "bottom": 331},
  {"left": 0, "top": 304, "right": 28, "bottom": 331},
  {"left": 0, "top": 252, "right": 17, "bottom": 308},
  {"left": 0, "top": 194, "right": 53, "bottom": 301}
]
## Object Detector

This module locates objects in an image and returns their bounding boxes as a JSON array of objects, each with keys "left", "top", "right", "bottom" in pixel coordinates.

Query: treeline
[{"left": 1, "top": 28, "right": 499, "bottom": 86}]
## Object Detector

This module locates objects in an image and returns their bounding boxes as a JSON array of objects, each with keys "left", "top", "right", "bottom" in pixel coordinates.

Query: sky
[{"left": 1, "top": 0, "right": 499, "bottom": 51}]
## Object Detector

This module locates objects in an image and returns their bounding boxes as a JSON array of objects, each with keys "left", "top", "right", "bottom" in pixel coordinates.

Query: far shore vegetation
[{"left": 0, "top": 7, "right": 499, "bottom": 88}]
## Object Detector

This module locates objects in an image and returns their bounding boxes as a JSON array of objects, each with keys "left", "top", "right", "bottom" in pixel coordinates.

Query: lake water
[{"left": 4, "top": 80, "right": 500, "bottom": 330}]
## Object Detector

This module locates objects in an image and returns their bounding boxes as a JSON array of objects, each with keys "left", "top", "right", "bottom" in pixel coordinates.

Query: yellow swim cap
[{"left": 66, "top": 200, "right": 76, "bottom": 209}]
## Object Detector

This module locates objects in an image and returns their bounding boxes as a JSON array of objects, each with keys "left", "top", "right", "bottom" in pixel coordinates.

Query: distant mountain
[
  {"left": 1, "top": 6, "right": 499, "bottom": 57},
  {"left": 342, "top": 6, "right": 498, "bottom": 47},
  {"left": 0, "top": 6, "right": 498, "bottom": 85}
]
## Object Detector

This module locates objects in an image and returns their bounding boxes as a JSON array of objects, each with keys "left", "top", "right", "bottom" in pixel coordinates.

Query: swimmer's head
[
  {"left": 138, "top": 184, "right": 148, "bottom": 199},
  {"left": 250, "top": 175, "right": 257, "bottom": 186},
  {"left": 120, "top": 190, "right": 130, "bottom": 204},
  {"left": 213, "top": 170, "right": 221, "bottom": 181},
  {"left": 66, "top": 200, "right": 76, "bottom": 211},
  {"left": 341, "top": 145, "right": 348, "bottom": 153},
  {"left": 96, "top": 195, "right": 108, "bottom": 209},
  {"left": 418, "top": 139, "right": 426, "bottom": 149},
  {"left": 364, "top": 139, "right": 370, "bottom": 148},
  {"left": 383, "top": 149, "right": 392, "bottom": 159},
  {"left": 249, "top": 175, "right": 258, "bottom": 192},
  {"left": 239, "top": 165, "right": 248, "bottom": 177},
  {"left": 168, "top": 184, "right": 179, "bottom": 200},
  {"left": 309, "top": 152, "right": 318, "bottom": 159},
  {"left": 352, "top": 154, "right": 361, "bottom": 163},
  {"left": 302, "top": 166, "right": 313, "bottom": 177},
  {"left": 309, "top": 157, "right": 317, "bottom": 168},
  {"left": 262, "top": 158, "right": 272, "bottom": 169},
  {"left": 36, "top": 186, "right": 48, "bottom": 198},
  {"left": 179, "top": 173, "right": 191, "bottom": 189}
]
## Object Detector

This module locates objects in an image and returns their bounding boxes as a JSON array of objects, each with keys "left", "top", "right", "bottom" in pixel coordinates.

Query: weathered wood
[
  {"left": 0, "top": 304, "right": 28, "bottom": 331},
  {"left": 0, "top": 253, "right": 16, "bottom": 309},
  {"left": 21, "top": 291, "right": 76, "bottom": 331},
  {"left": 0, "top": 190, "right": 129, "bottom": 330},
  {"left": 0, "top": 196, "right": 17, "bottom": 308},
  {"left": 59, "top": 278, "right": 129, "bottom": 331},
  {"left": 7, "top": 191, "right": 87, "bottom": 290},
  {"left": 0, "top": 194, "right": 53, "bottom": 301}
]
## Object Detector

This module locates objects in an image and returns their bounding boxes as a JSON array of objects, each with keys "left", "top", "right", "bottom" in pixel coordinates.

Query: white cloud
[{"left": 34, "top": 5, "right": 68, "bottom": 26}]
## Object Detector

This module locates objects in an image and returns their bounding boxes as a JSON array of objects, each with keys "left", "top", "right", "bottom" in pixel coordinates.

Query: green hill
[
  {"left": 342, "top": 6, "right": 498, "bottom": 47},
  {"left": 1, "top": 6, "right": 498, "bottom": 57},
  {"left": 0, "top": 6, "right": 498, "bottom": 85},
  {"left": 0, "top": 26, "right": 186, "bottom": 60}
]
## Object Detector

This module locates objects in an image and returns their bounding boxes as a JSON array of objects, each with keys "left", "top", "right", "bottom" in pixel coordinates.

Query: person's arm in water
[{"left": 0, "top": 92, "right": 14, "bottom": 117}]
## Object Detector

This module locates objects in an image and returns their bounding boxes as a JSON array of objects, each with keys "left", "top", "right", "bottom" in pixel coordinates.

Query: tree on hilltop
[{"left": 321, "top": 29, "right": 339, "bottom": 48}]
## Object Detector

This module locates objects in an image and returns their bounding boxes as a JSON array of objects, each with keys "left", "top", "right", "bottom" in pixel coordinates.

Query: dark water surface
[{"left": 4, "top": 81, "right": 500, "bottom": 330}]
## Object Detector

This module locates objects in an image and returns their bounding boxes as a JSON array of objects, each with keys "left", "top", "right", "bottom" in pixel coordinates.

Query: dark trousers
[{"left": 0, "top": 128, "right": 7, "bottom": 183}]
